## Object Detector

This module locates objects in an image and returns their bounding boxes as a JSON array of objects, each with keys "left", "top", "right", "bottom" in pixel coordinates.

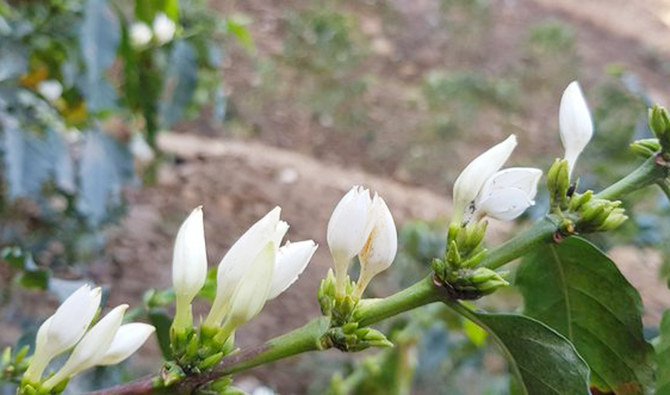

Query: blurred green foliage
[
  {"left": 0, "top": 0, "right": 242, "bottom": 273},
  {"left": 281, "top": 5, "right": 369, "bottom": 128}
]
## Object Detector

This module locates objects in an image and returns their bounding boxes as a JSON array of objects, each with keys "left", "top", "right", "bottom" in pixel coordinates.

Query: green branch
[{"left": 595, "top": 156, "right": 667, "bottom": 200}]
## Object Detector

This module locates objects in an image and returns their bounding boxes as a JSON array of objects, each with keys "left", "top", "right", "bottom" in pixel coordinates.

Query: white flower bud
[
  {"left": 205, "top": 207, "right": 287, "bottom": 327},
  {"left": 473, "top": 167, "right": 543, "bottom": 222},
  {"left": 37, "top": 80, "right": 63, "bottom": 102},
  {"left": 153, "top": 13, "right": 176, "bottom": 45},
  {"left": 130, "top": 133, "right": 155, "bottom": 163},
  {"left": 97, "top": 323, "right": 155, "bottom": 366},
  {"left": 24, "top": 285, "right": 101, "bottom": 383},
  {"left": 452, "top": 135, "right": 517, "bottom": 223},
  {"left": 356, "top": 194, "right": 397, "bottom": 296},
  {"left": 222, "top": 243, "right": 276, "bottom": 331},
  {"left": 130, "top": 22, "right": 152, "bottom": 48},
  {"left": 172, "top": 207, "right": 208, "bottom": 305},
  {"left": 43, "top": 305, "right": 128, "bottom": 389},
  {"left": 559, "top": 81, "right": 593, "bottom": 177},
  {"left": 327, "top": 186, "right": 373, "bottom": 286},
  {"left": 267, "top": 240, "right": 317, "bottom": 300}
]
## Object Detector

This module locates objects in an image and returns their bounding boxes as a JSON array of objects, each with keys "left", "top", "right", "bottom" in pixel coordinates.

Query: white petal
[
  {"left": 129, "top": 23, "right": 152, "bottom": 47},
  {"left": 225, "top": 243, "right": 276, "bottom": 328},
  {"left": 359, "top": 195, "right": 397, "bottom": 276},
  {"left": 477, "top": 188, "right": 534, "bottom": 221},
  {"left": 206, "top": 207, "right": 281, "bottom": 326},
  {"left": 153, "top": 13, "right": 176, "bottom": 44},
  {"left": 172, "top": 206, "right": 208, "bottom": 302},
  {"left": 43, "top": 305, "right": 128, "bottom": 389},
  {"left": 46, "top": 285, "right": 101, "bottom": 358},
  {"left": 267, "top": 240, "right": 317, "bottom": 300},
  {"left": 477, "top": 168, "right": 542, "bottom": 204},
  {"left": 559, "top": 81, "right": 593, "bottom": 176},
  {"left": 273, "top": 220, "right": 289, "bottom": 247},
  {"left": 326, "top": 186, "right": 373, "bottom": 262},
  {"left": 452, "top": 135, "right": 517, "bottom": 222},
  {"left": 97, "top": 323, "right": 155, "bottom": 366}
]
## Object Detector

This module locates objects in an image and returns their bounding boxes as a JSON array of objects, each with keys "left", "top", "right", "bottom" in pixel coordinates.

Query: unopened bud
[
  {"left": 598, "top": 208, "right": 628, "bottom": 231},
  {"left": 446, "top": 240, "right": 461, "bottom": 269},
  {"left": 547, "top": 159, "right": 571, "bottom": 209},
  {"left": 649, "top": 106, "right": 670, "bottom": 152},
  {"left": 630, "top": 138, "right": 661, "bottom": 158},
  {"left": 568, "top": 190, "right": 593, "bottom": 212},
  {"left": 469, "top": 268, "right": 509, "bottom": 295}
]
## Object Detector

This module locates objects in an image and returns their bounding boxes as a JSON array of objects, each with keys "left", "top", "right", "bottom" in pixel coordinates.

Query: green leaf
[
  {"left": 80, "top": 0, "right": 120, "bottom": 111},
  {"left": 148, "top": 309, "right": 173, "bottom": 359},
  {"left": 226, "top": 15, "right": 255, "bottom": 53},
  {"left": 159, "top": 40, "right": 197, "bottom": 129},
  {"left": 656, "top": 311, "right": 670, "bottom": 394},
  {"left": 135, "top": 0, "right": 179, "bottom": 23},
  {"left": 516, "top": 237, "right": 654, "bottom": 394},
  {"left": 450, "top": 302, "right": 590, "bottom": 394}
]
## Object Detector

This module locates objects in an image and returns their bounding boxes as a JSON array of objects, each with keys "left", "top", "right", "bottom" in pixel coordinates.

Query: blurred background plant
[{"left": 0, "top": 0, "right": 250, "bottom": 282}]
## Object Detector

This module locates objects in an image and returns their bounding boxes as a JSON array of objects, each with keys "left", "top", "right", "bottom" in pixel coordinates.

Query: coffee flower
[
  {"left": 472, "top": 168, "right": 542, "bottom": 221},
  {"left": 129, "top": 22, "right": 153, "bottom": 48},
  {"left": 42, "top": 305, "right": 128, "bottom": 390},
  {"left": 204, "top": 207, "right": 317, "bottom": 333},
  {"left": 22, "top": 285, "right": 101, "bottom": 384},
  {"left": 172, "top": 206, "right": 208, "bottom": 331},
  {"left": 326, "top": 187, "right": 397, "bottom": 296},
  {"left": 355, "top": 194, "right": 397, "bottom": 297},
  {"left": 327, "top": 186, "right": 373, "bottom": 290},
  {"left": 153, "top": 13, "right": 177, "bottom": 45},
  {"left": 22, "top": 286, "right": 153, "bottom": 391},
  {"left": 452, "top": 135, "right": 517, "bottom": 224},
  {"left": 36, "top": 80, "right": 63, "bottom": 102},
  {"left": 559, "top": 81, "right": 593, "bottom": 177}
]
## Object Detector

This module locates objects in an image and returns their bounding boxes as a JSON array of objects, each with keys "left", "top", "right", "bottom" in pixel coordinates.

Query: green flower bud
[
  {"left": 446, "top": 240, "right": 461, "bottom": 268},
  {"left": 568, "top": 190, "right": 593, "bottom": 212},
  {"left": 650, "top": 105, "right": 670, "bottom": 154},
  {"left": 547, "top": 159, "right": 571, "bottom": 210},
  {"left": 198, "top": 351, "right": 224, "bottom": 371},
  {"left": 598, "top": 209, "right": 628, "bottom": 231},
  {"left": 630, "top": 138, "right": 661, "bottom": 158}
]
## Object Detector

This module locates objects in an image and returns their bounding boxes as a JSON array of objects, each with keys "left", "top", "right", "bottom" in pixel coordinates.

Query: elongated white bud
[
  {"left": 129, "top": 22, "right": 152, "bottom": 48},
  {"left": 356, "top": 195, "right": 397, "bottom": 297},
  {"left": 452, "top": 135, "right": 517, "bottom": 223},
  {"left": 173, "top": 207, "right": 208, "bottom": 303},
  {"left": 205, "top": 207, "right": 287, "bottom": 327},
  {"left": 559, "top": 81, "right": 593, "bottom": 177},
  {"left": 23, "top": 285, "right": 101, "bottom": 383},
  {"left": 222, "top": 243, "right": 276, "bottom": 331},
  {"left": 98, "top": 323, "right": 155, "bottom": 366},
  {"left": 153, "top": 13, "right": 176, "bottom": 45},
  {"left": 327, "top": 186, "right": 373, "bottom": 291},
  {"left": 172, "top": 207, "right": 208, "bottom": 331},
  {"left": 473, "top": 167, "right": 542, "bottom": 221},
  {"left": 43, "top": 305, "right": 128, "bottom": 389},
  {"left": 267, "top": 240, "right": 318, "bottom": 300}
]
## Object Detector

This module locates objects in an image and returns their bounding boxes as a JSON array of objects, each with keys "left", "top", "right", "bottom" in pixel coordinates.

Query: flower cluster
[
  {"left": 169, "top": 206, "right": 317, "bottom": 363},
  {"left": 452, "top": 135, "right": 542, "bottom": 225},
  {"left": 129, "top": 13, "right": 177, "bottom": 48},
  {"left": 21, "top": 285, "right": 154, "bottom": 394},
  {"left": 326, "top": 186, "right": 398, "bottom": 300}
]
